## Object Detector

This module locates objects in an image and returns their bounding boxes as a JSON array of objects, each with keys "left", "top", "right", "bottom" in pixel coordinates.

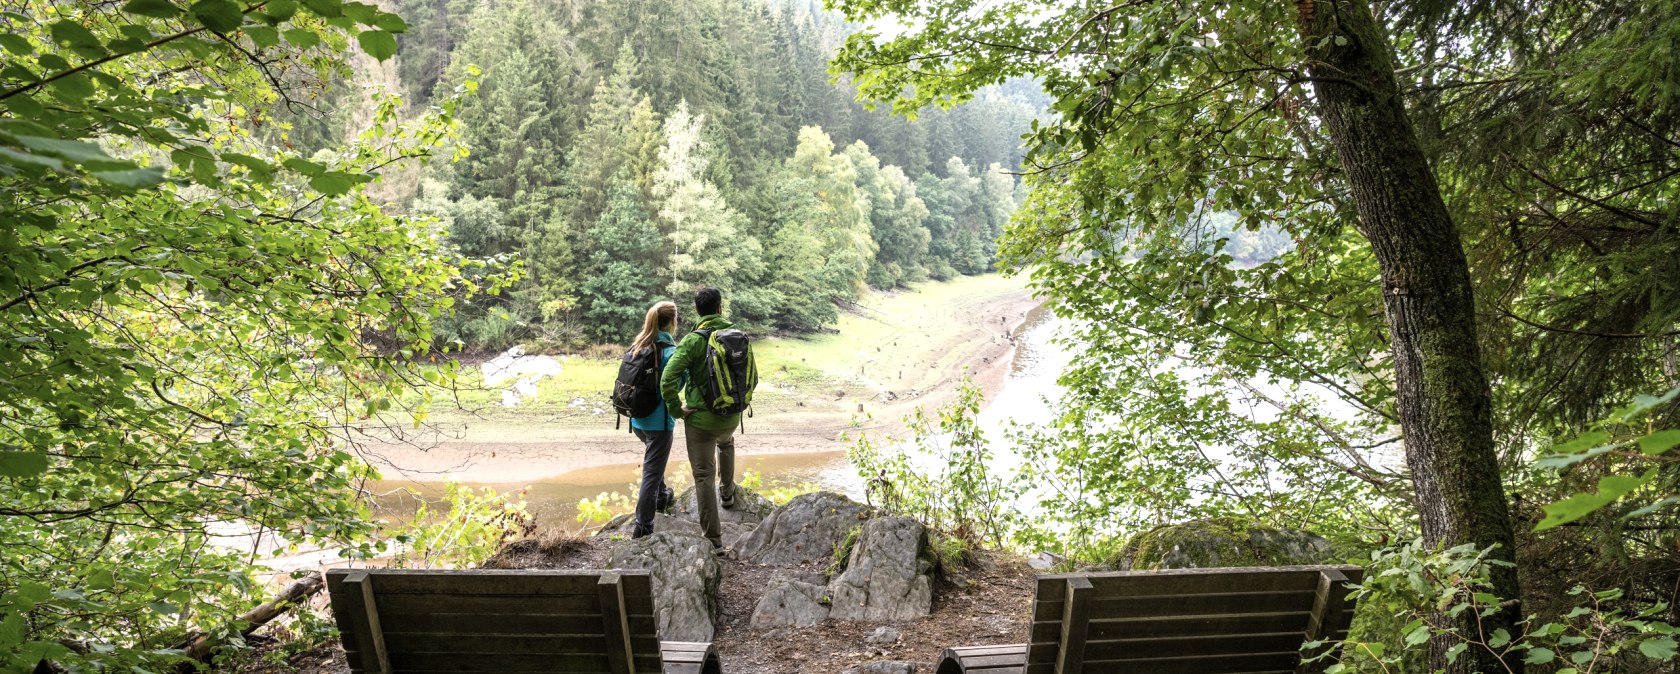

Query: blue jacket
[{"left": 631, "top": 331, "right": 679, "bottom": 431}]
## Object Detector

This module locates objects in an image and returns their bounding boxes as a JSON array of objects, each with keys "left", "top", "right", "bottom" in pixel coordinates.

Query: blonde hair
[{"left": 632, "top": 301, "right": 677, "bottom": 353}]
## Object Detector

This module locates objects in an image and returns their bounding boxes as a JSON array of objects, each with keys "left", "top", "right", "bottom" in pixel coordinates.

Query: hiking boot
[
  {"left": 719, "top": 485, "right": 736, "bottom": 510},
  {"left": 631, "top": 524, "right": 653, "bottom": 539},
  {"left": 655, "top": 484, "right": 675, "bottom": 513}
]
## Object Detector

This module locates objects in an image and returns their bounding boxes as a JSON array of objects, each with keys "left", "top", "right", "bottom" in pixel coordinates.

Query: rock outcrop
[
  {"left": 673, "top": 484, "right": 776, "bottom": 526},
  {"left": 748, "top": 572, "right": 831, "bottom": 628},
  {"left": 828, "top": 516, "right": 935, "bottom": 622},
  {"left": 596, "top": 512, "right": 705, "bottom": 541},
  {"left": 1105, "top": 517, "right": 1334, "bottom": 570},
  {"left": 608, "top": 531, "right": 721, "bottom": 641},
  {"left": 735, "top": 491, "right": 873, "bottom": 565}
]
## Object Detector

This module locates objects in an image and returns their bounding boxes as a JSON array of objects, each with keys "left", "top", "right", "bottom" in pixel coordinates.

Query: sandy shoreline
[{"left": 358, "top": 276, "right": 1045, "bottom": 485}]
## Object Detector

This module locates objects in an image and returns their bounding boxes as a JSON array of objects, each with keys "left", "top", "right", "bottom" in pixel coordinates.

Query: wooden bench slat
[
  {"left": 332, "top": 569, "right": 619, "bottom": 595},
  {"left": 1035, "top": 590, "right": 1318, "bottom": 618},
  {"left": 1082, "top": 632, "right": 1315, "bottom": 660},
  {"left": 1032, "top": 612, "right": 1312, "bottom": 641},
  {"left": 377, "top": 612, "right": 657, "bottom": 635},
  {"left": 1083, "top": 651, "right": 1301, "bottom": 673},
  {"left": 386, "top": 650, "right": 613, "bottom": 672},
  {"left": 373, "top": 592, "right": 603, "bottom": 616}
]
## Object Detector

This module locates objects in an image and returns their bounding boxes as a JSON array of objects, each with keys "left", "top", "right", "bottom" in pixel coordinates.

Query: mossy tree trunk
[{"left": 1295, "top": 1, "right": 1522, "bottom": 672}]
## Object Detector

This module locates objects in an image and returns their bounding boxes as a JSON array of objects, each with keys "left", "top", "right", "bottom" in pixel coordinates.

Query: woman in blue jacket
[{"left": 629, "top": 301, "right": 679, "bottom": 538}]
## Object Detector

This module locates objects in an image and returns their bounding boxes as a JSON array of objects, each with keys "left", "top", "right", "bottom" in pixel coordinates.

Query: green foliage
[
  {"left": 370, "top": 0, "right": 1038, "bottom": 346},
  {"left": 1330, "top": 541, "right": 1678, "bottom": 674},
  {"left": 0, "top": 0, "right": 481, "bottom": 670},
  {"left": 1534, "top": 387, "right": 1680, "bottom": 530},
  {"left": 849, "top": 378, "right": 1020, "bottom": 549},
  {"left": 385, "top": 481, "right": 534, "bottom": 569}
]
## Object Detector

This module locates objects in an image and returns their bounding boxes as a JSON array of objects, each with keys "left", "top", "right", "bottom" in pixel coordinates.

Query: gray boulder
[
  {"left": 674, "top": 484, "right": 776, "bottom": 526},
  {"left": 608, "top": 531, "right": 720, "bottom": 641},
  {"left": 865, "top": 626, "right": 901, "bottom": 645},
  {"left": 596, "top": 512, "right": 703, "bottom": 540},
  {"left": 842, "top": 662, "right": 917, "bottom": 674},
  {"left": 749, "top": 572, "right": 831, "bottom": 629},
  {"left": 1105, "top": 517, "right": 1334, "bottom": 570},
  {"left": 735, "top": 491, "right": 873, "bottom": 565},
  {"left": 828, "top": 516, "right": 934, "bottom": 622}
]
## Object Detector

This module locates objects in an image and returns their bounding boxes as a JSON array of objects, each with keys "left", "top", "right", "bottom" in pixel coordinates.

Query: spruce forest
[{"left": 334, "top": 0, "right": 1043, "bottom": 348}]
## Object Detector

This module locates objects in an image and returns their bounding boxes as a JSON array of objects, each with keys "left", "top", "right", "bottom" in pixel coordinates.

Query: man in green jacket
[{"left": 659, "top": 286, "right": 743, "bottom": 551}]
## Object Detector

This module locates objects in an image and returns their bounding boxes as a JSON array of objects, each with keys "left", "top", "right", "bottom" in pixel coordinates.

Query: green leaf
[
  {"left": 92, "top": 167, "right": 167, "bottom": 187},
  {"left": 301, "top": 0, "right": 344, "bottom": 18},
  {"left": 49, "top": 20, "right": 102, "bottom": 49},
  {"left": 50, "top": 73, "right": 96, "bottom": 103},
  {"left": 1611, "top": 387, "right": 1680, "bottom": 423},
  {"left": 246, "top": 25, "right": 280, "bottom": 49},
  {"left": 281, "top": 157, "right": 326, "bottom": 176},
  {"left": 310, "top": 171, "right": 361, "bottom": 195},
  {"left": 1403, "top": 623, "right": 1430, "bottom": 646},
  {"left": 123, "top": 0, "right": 182, "bottom": 17},
  {"left": 1641, "top": 636, "right": 1678, "bottom": 661},
  {"left": 0, "top": 451, "right": 48, "bottom": 478},
  {"left": 0, "top": 33, "right": 33, "bottom": 55},
  {"left": 1549, "top": 430, "right": 1612, "bottom": 455},
  {"left": 0, "top": 147, "right": 62, "bottom": 171},
  {"left": 220, "top": 152, "right": 273, "bottom": 176},
  {"left": 356, "top": 29, "right": 397, "bottom": 61},
  {"left": 1536, "top": 470, "right": 1657, "bottom": 530},
  {"left": 85, "top": 568, "right": 115, "bottom": 591},
  {"left": 1524, "top": 647, "right": 1555, "bottom": 664},
  {"left": 1638, "top": 429, "right": 1680, "bottom": 455},
  {"left": 146, "top": 601, "right": 178, "bottom": 615},
  {"left": 266, "top": 0, "right": 299, "bottom": 20},
  {"left": 189, "top": 0, "right": 244, "bottom": 32},
  {"left": 372, "top": 12, "right": 407, "bottom": 32},
  {"left": 283, "top": 28, "right": 320, "bottom": 48},
  {"left": 14, "top": 136, "right": 114, "bottom": 163}
]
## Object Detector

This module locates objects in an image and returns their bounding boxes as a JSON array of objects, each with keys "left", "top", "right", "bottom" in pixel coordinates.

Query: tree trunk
[{"left": 1295, "top": 2, "right": 1522, "bottom": 672}]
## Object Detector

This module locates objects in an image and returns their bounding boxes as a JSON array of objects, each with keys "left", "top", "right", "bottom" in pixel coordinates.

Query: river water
[{"left": 371, "top": 305, "right": 1075, "bottom": 529}]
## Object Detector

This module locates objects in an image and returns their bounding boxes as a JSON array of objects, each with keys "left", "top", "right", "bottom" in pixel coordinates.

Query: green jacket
[{"left": 659, "top": 314, "right": 742, "bottom": 432}]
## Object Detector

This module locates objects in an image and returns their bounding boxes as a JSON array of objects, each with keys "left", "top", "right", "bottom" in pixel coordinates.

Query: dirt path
[{"left": 361, "top": 275, "right": 1043, "bottom": 484}]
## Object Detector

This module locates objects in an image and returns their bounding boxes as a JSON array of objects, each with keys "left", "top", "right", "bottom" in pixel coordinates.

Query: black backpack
[
  {"left": 610, "top": 338, "right": 674, "bottom": 430},
  {"left": 695, "top": 328, "right": 757, "bottom": 416}
]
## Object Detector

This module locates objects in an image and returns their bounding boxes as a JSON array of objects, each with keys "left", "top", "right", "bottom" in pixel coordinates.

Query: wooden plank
[
  {"left": 1082, "top": 651, "right": 1300, "bottom": 674},
  {"left": 1032, "top": 611, "right": 1311, "bottom": 642},
  {"left": 324, "top": 571, "right": 363, "bottom": 660},
  {"left": 371, "top": 592, "right": 602, "bottom": 616},
  {"left": 1083, "top": 632, "right": 1311, "bottom": 660},
  {"left": 385, "top": 650, "right": 614, "bottom": 672},
  {"left": 599, "top": 573, "right": 635, "bottom": 674},
  {"left": 377, "top": 610, "right": 656, "bottom": 635},
  {"left": 1072, "top": 590, "right": 1317, "bottom": 618},
  {"left": 341, "top": 569, "right": 609, "bottom": 595},
  {"left": 1296, "top": 569, "right": 1350, "bottom": 674},
  {"left": 338, "top": 572, "right": 390, "bottom": 674},
  {"left": 378, "top": 633, "right": 613, "bottom": 655},
  {"left": 1056, "top": 577, "right": 1091, "bottom": 674},
  {"left": 1037, "top": 570, "right": 1320, "bottom": 600},
  {"left": 950, "top": 644, "right": 1030, "bottom": 658}
]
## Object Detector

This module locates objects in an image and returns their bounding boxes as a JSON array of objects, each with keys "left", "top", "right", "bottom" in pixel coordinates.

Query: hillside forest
[{"left": 313, "top": 0, "right": 1048, "bottom": 348}]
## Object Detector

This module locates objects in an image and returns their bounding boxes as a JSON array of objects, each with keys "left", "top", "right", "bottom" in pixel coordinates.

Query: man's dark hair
[{"left": 695, "top": 287, "right": 722, "bottom": 316}]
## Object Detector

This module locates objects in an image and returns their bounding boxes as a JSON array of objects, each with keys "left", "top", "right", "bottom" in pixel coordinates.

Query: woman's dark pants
[{"left": 631, "top": 428, "right": 673, "bottom": 537}]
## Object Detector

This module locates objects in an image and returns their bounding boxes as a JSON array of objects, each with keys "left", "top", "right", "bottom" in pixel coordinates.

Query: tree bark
[{"left": 1295, "top": 1, "right": 1522, "bottom": 672}]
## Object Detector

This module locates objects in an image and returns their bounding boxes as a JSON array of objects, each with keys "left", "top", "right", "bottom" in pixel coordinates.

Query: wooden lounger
[
  {"left": 325, "top": 568, "right": 722, "bottom": 674},
  {"left": 938, "top": 564, "right": 1363, "bottom": 674}
]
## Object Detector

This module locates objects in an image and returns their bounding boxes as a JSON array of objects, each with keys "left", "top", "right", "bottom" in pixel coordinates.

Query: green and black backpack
[{"left": 694, "top": 327, "right": 756, "bottom": 415}]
